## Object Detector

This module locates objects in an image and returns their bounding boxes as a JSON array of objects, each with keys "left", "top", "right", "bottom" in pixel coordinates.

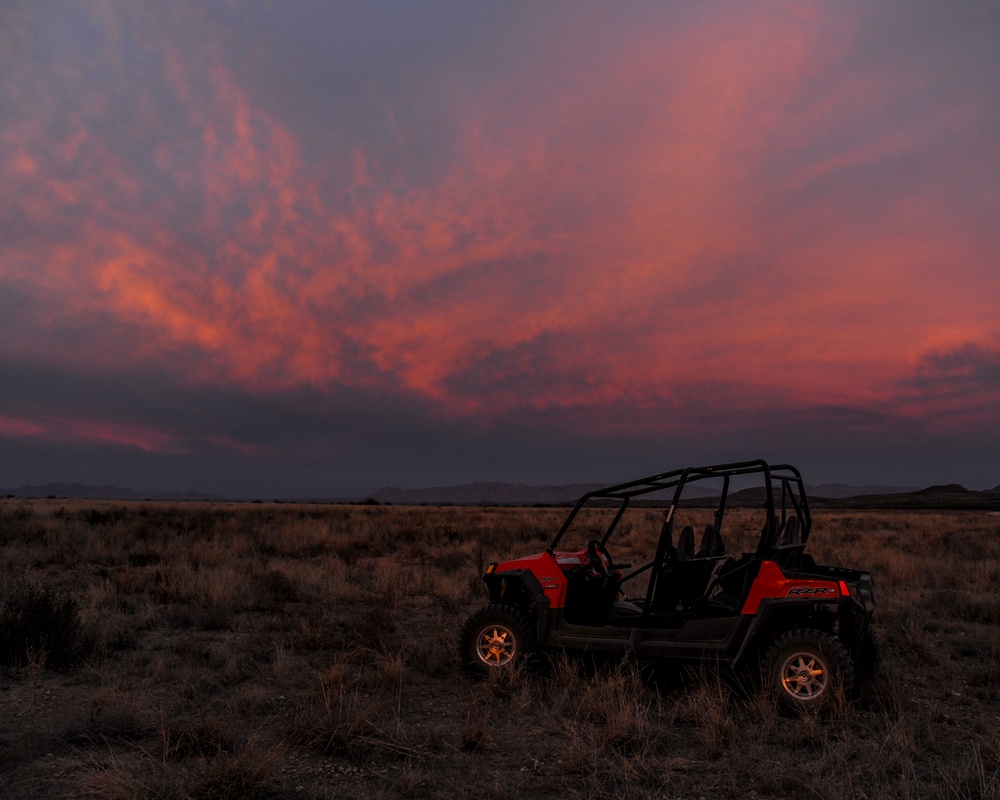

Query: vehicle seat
[
  {"left": 697, "top": 524, "right": 725, "bottom": 558},
  {"left": 612, "top": 599, "right": 644, "bottom": 618},
  {"left": 676, "top": 525, "right": 695, "bottom": 560},
  {"left": 704, "top": 555, "right": 755, "bottom": 611},
  {"left": 781, "top": 516, "right": 799, "bottom": 546}
]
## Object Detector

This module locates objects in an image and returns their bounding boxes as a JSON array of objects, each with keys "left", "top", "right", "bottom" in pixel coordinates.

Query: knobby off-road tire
[
  {"left": 764, "top": 628, "right": 856, "bottom": 714},
  {"left": 853, "top": 625, "right": 882, "bottom": 695},
  {"left": 857, "top": 625, "right": 882, "bottom": 676},
  {"left": 460, "top": 604, "right": 536, "bottom": 677}
]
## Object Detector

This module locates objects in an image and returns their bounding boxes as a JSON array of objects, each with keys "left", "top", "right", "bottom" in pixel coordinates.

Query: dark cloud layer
[{"left": 1, "top": 2, "right": 998, "bottom": 494}]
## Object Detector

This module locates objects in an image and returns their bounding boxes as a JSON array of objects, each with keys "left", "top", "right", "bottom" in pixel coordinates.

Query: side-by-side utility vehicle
[{"left": 460, "top": 460, "right": 878, "bottom": 711}]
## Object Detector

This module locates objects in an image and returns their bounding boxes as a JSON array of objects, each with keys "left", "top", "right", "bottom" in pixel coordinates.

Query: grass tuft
[{"left": 0, "top": 578, "right": 83, "bottom": 666}]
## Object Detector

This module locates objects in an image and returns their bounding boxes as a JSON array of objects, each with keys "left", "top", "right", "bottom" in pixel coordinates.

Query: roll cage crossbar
[{"left": 546, "top": 459, "right": 811, "bottom": 565}]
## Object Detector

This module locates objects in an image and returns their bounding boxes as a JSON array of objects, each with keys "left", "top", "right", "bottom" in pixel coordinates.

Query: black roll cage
[{"left": 546, "top": 459, "right": 811, "bottom": 589}]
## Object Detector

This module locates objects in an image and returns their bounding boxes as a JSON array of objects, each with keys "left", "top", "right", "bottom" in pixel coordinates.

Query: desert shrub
[
  {"left": 77, "top": 737, "right": 283, "bottom": 800},
  {"left": 0, "top": 578, "right": 83, "bottom": 666},
  {"left": 184, "top": 738, "right": 284, "bottom": 800},
  {"left": 81, "top": 507, "right": 128, "bottom": 527},
  {"left": 433, "top": 548, "right": 468, "bottom": 572},
  {"left": 290, "top": 674, "right": 395, "bottom": 761},
  {"left": 159, "top": 711, "right": 234, "bottom": 761},
  {"left": 77, "top": 612, "right": 140, "bottom": 660},
  {"left": 254, "top": 568, "right": 300, "bottom": 610}
]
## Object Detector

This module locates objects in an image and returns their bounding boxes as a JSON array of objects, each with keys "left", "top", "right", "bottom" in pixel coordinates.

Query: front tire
[
  {"left": 460, "top": 604, "right": 535, "bottom": 677},
  {"left": 764, "top": 628, "right": 855, "bottom": 713}
]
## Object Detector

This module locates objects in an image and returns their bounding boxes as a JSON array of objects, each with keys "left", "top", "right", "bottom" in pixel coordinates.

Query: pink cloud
[
  {"left": 53, "top": 418, "right": 185, "bottom": 453},
  {"left": 0, "top": 415, "right": 46, "bottom": 437},
  {"left": 0, "top": 412, "right": 182, "bottom": 453},
  {"left": 0, "top": 410, "right": 263, "bottom": 457}
]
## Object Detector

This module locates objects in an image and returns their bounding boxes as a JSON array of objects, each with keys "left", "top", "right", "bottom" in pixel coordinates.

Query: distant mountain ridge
[
  {"left": 807, "top": 483, "right": 922, "bottom": 498},
  {"left": 368, "top": 480, "right": 966, "bottom": 506},
  {"left": 3, "top": 479, "right": 998, "bottom": 508},
  {"left": 823, "top": 483, "right": 1000, "bottom": 510}
]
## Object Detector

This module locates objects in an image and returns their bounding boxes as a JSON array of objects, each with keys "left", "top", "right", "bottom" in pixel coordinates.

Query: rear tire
[
  {"left": 764, "top": 628, "right": 855, "bottom": 714},
  {"left": 460, "top": 604, "right": 535, "bottom": 677},
  {"left": 853, "top": 625, "right": 881, "bottom": 695},
  {"left": 857, "top": 625, "right": 881, "bottom": 674}
]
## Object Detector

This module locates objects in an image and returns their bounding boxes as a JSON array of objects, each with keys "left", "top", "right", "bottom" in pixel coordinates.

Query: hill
[
  {"left": 819, "top": 483, "right": 1000, "bottom": 510},
  {"left": 808, "top": 483, "right": 921, "bottom": 498}
]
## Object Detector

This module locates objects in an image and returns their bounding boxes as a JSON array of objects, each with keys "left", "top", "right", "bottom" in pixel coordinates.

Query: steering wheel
[{"left": 586, "top": 539, "right": 615, "bottom": 579}]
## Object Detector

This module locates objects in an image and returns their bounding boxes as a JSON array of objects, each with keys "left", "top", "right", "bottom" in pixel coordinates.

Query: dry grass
[{"left": 1, "top": 499, "right": 999, "bottom": 798}]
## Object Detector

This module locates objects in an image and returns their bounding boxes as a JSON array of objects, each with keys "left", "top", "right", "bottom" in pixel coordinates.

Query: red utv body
[{"left": 461, "top": 460, "right": 877, "bottom": 712}]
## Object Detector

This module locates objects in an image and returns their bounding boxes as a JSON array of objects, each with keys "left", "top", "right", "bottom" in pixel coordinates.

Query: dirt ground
[{"left": 1, "top": 501, "right": 999, "bottom": 799}]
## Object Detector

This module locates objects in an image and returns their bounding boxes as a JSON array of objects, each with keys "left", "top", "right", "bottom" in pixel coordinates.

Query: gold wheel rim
[
  {"left": 475, "top": 624, "right": 516, "bottom": 666},
  {"left": 780, "top": 651, "right": 828, "bottom": 700}
]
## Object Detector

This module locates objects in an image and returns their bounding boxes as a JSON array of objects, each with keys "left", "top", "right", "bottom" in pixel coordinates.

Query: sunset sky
[{"left": 2, "top": 2, "right": 998, "bottom": 497}]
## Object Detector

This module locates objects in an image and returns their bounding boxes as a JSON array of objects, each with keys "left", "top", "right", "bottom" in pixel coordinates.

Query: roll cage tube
[
  {"left": 752, "top": 471, "right": 812, "bottom": 557},
  {"left": 550, "top": 460, "right": 763, "bottom": 552},
  {"left": 545, "top": 459, "right": 812, "bottom": 566}
]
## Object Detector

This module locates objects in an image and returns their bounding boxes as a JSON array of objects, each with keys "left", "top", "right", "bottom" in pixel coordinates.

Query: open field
[{"left": 2, "top": 500, "right": 1000, "bottom": 799}]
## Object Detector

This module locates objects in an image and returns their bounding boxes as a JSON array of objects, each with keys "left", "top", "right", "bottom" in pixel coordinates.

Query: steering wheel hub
[{"left": 586, "top": 539, "right": 615, "bottom": 579}]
